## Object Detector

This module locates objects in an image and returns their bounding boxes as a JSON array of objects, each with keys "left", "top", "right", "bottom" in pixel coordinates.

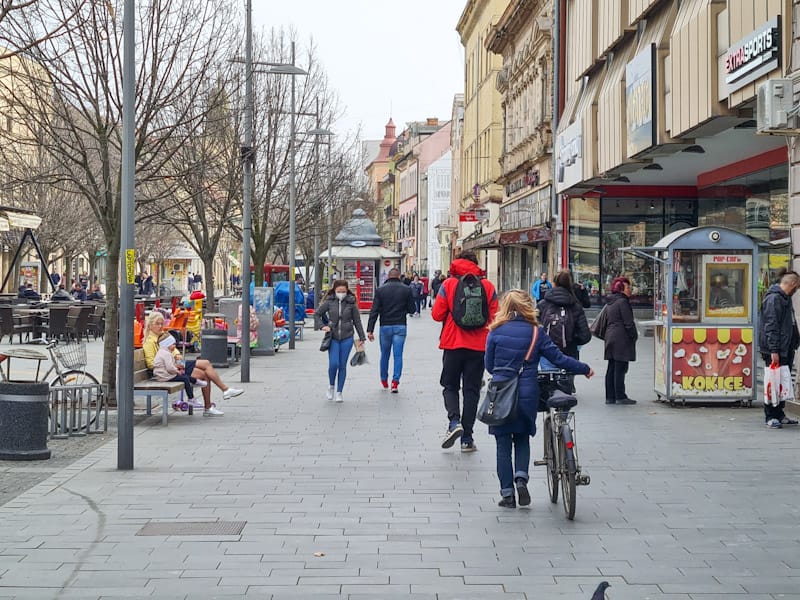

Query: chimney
[{"left": 426, "top": 118, "right": 439, "bottom": 126}]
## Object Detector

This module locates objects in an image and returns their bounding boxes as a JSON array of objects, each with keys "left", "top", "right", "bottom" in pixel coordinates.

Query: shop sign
[
  {"left": 670, "top": 327, "right": 753, "bottom": 398},
  {"left": 505, "top": 169, "right": 540, "bottom": 197},
  {"left": 459, "top": 211, "right": 477, "bottom": 222},
  {"left": 555, "top": 120, "right": 583, "bottom": 193},
  {"left": 725, "top": 17, "right": 781, "bottom": 94},
  {"left": 626, "top": 44, "right": 656, "bottom": 158},
  {"left": 499, "top": 227, "right": 551, "bottom": 245}
]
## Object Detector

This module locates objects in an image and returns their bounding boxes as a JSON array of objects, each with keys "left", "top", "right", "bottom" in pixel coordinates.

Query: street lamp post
[
  {"left": 239, "top": 0, "right": 254, "bottom": 382},
  {"left": 288, "top": 41, "right": 298, "bottom": 350}
]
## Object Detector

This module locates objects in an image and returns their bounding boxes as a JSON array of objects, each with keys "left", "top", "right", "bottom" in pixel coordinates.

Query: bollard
[{"left": 0, "top": 381, "right": 51, "bottom": 461}]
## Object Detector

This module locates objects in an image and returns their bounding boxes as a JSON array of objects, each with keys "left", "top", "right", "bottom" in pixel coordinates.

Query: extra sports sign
[{"left": 725, "top": 17, "right": 781, "bottom": 94}]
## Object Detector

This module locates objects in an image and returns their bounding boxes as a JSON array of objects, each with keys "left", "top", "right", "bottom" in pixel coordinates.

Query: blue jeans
[
  {"left": 379, "top": 325, "right": 407, "bottom": 382},
  {"left": 495, "top": 433, "right": 530, "bottom": 497},
  {"left": 328, "top": 337, "right": 354, "bottom": 392}
]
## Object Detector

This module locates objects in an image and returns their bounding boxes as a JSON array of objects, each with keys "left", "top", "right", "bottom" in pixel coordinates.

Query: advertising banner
[{"left": 670, "top": 327, "right": 753, "bottom": 398}]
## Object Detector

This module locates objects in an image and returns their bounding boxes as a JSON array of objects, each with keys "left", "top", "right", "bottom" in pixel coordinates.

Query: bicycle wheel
[
  {"left": 559, "top": 423, "right": 577, "bottom": 520},
  {"left": 50, "top": 370, "right": 101, "bottom": 432},
  {"left": 543, "top": 415, "right": 558, "bottom": 504}
]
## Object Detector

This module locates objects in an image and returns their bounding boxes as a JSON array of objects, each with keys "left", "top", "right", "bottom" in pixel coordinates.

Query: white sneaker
[
  {"left": 335, "top": 391, "right": 343, "bottom": 403},
  {"left": 190, "top": 398, "right": 205, "bottom": 409},
  {"left": 223, "top": 387, "right": 244, "bottom": 400},
  {"left": 326, "top": 386, "right": 334, "bottom": 401},
  {"left": 203, "top": 406, "right": 224, "bottom": 417},
  {"left": 195, "top": 379, "right": 208, "bottom": 388}
]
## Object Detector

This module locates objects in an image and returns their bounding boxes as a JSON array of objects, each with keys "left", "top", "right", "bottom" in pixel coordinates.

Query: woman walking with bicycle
[
  {"left": 484, "top": 290, "right": 594, "bottom": 508},
  {"left": 143, "top": 313, "right": 243, "bottom": 417}
]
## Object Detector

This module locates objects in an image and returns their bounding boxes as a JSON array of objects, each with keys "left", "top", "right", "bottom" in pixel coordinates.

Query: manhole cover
[{"left": 136, "top": 521, "right": 246, "bottom": 536}]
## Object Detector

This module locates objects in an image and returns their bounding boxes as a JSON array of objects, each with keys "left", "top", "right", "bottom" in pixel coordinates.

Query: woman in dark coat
[
  {"left": 315, "top": 279, "right": 366, "bottom": 403},
  {"left": 603, "top": 276, "right": 638, "bottom": 405},
  {"left": 485, "top": 290, "right": 594, "bottom": 508}
]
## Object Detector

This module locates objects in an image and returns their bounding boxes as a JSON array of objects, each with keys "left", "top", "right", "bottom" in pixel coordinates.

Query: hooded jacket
[
  {"left": 536, "top": 286, "right": 592, "bottom": 358},
  {"left": 758, "top": 283, "right": 800, "bottom": 360},
  {"left": 431, "top": 258, "right": 498, "bottom": 351},
  {"left": 315, "top": 291, "right": 366, "bottom": 342}
]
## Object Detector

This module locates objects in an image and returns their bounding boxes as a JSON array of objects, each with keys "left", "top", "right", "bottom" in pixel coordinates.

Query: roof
[
  {"left": 320, "top": 245, "right": 401, "bottom": 260},
  {"left": 334, "top": 209, "right": 383, "bottom": 246}
]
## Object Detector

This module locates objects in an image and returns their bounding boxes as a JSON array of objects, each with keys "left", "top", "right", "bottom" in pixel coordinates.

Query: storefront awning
[
  {"left": 0, "top": 206, "right": 42, "bottom": 231},
  {"left": 320, "top": 245, "right": 401, "bottom": 260}
]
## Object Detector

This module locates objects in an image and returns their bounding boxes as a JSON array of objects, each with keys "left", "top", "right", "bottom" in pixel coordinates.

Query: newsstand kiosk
[{"left": 623, "top": 227, "right": 759, "bottom": 406}]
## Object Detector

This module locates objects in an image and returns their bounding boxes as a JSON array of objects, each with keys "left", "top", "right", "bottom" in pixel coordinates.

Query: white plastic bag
[{"left": 764, "top": 363, "right": 793, "bottom": 406}]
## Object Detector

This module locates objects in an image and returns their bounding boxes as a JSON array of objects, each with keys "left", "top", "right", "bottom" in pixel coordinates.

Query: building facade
[
  {"left": 554, "top": 0, "right": 791, "bottom": 307},
  {"left": 364, "top": 119, "right": 397, "bottom": 244},
  {"left": 457, "top": 0, "right": 507, "bottom": 281},
  {"left": 487, "top": 0, "right": 555, "bottom": 292},
  {"left": 426, "top": 152, "right": 453, "bottom": 276}
]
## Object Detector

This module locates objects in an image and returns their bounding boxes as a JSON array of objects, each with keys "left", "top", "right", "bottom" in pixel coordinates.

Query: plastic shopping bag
[{"left": 764, "top": 363, "right": 793, "bottom": 406}]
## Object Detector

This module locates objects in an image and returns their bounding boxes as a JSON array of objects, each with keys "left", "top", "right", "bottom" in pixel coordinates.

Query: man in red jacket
[{"left": 432, "top": 252, "right": 498, "bottom": 451}]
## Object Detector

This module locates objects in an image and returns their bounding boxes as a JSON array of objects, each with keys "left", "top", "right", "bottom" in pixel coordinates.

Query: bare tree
[
  {"left": 0, "top": 0, "right": 239, "bottom": 400},
  {"left": 0, "top": 0, "right": 86, "bottom": 60},
  {"left": 135, "top": 221, "right": 180, "bottom": 292}
]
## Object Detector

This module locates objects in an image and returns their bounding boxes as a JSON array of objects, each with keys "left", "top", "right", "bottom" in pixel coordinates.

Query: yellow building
[{"left": 457, "top": 0, "right": 507, "bottom": 281}]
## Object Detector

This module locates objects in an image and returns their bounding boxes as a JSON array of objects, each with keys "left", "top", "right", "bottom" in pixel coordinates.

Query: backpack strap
[{"left": 523, "top": 325, "right": 539, "bottom": 362}]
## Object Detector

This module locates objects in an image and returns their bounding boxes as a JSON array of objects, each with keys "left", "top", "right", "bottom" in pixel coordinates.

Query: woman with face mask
[{"left": 315, "top": 279, "right": 366, "bottom": 402}]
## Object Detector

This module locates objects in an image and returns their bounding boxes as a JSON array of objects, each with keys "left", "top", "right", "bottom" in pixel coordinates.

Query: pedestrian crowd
[{"left": 312, "top": 252, "right": 798, "bottom": 508}]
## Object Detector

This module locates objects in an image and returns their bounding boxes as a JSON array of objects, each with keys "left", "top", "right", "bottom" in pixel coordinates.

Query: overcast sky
[{"left": 252, "top": 1, "right": 466, "bottom": 142}]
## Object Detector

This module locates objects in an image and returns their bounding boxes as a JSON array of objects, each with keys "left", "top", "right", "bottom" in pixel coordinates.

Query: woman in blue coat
[{"left": 485, "top": 290, "right": 594, "bottom": 508}]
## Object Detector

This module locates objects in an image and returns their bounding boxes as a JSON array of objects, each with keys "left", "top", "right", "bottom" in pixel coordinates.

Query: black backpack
[
  {"left": 538, "top": 301, "right": 574, "bottom": 350},
  {"left": 451, "top": 273, "right": 489, "bottom": 329}
]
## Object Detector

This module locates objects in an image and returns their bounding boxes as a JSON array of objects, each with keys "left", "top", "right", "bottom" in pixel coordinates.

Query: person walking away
[
  {"left": 410, "top": 275, "right": 424, "bottom": 316},
  {"left": 432, "top": 252, "right": 499, "bottom": 452},
  {"left": 430, "top": 270, "right": 443, "bottom": 307},
  {"left": 537, "top": 270, "right": 592, "bottom": 392},
  {"left": 315, "top": 280, "right": 366, "bottom": 402},
  {"left": 193, "top": 272, "right": 202, "bottom": 291},
  {"left": 485, "top": 290, "right": 593, "bottom": 508},
  {"left": 153, "top": 334, "right": 204, "bottom": 409},
  {"left": 758, "top": 271, "right": 800, "bottom": 428},
  {"left": 531, "top": 272, "right": 552, "bottom": 301},
  {"left": 420, "top": 276, "right": 430, "bottom": 310},
  {"left": 367, "top": 268, "right": 416, "bottom": 393},
  {"left": 603, "top": 276, "right": 638, "bottom": 404}
]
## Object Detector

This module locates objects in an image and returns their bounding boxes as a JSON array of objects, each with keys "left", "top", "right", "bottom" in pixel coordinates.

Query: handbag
[
  {"left": 589, "top": 304, "right": 609, "bottom": 340},
  {"left": 349, "top": 339, "right": 367, "bottom": 366},
  {"left": 319, "top": 331, "right": 332, "bottom": 352},
  {"left": 478, "top": 327, "right": 539, "bottom": 427}
]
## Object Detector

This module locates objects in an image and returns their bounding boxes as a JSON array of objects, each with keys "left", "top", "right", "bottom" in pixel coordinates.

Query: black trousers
[
  {"left": 605, "top": 358, "right": 629, "bottom": 400},
  {"left": 440, "top": 348, "right": 485, "bottom": 438}
]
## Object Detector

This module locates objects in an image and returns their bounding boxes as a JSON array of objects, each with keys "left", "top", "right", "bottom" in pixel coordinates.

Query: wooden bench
[{"left": 133, "top": 348, "right": 194, "bottom": 426}]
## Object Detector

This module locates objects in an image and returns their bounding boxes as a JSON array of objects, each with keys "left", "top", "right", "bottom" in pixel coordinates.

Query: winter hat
[{"left": 159, "top": 335, "right": 175, "bottom": 349}]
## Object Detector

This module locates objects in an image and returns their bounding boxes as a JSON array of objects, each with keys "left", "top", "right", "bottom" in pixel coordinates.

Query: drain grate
[{"left": 136, "top": 521, "right": 246, "bottom": 536}]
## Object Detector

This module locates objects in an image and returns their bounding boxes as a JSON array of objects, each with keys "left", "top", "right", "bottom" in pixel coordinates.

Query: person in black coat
[
  {"left": 603, "top": 276, "right": 638, "bottom": 405},
  {"left": 758, "top": 271, "right": 800, "bottom": 428},
  {"left": 537, "top": 270, "right": 592, "bottom": 392},
  {"left": 573, "top": 281, "right": 591, "bottom": 308}
]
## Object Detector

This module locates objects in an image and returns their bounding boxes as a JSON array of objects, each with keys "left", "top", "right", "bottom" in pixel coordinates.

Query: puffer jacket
[
  {"left": 603, "top": 292, "right": 638, "bottom": 362},
  {"left": 431, "top": 258, "right": 499, "bottom": 351},
  {"left": 315, "top": 292, "right": 366, "bottom": 341},
  {"left": 759, "top": 284, "right": 800, "bottom": 359},
  {"left": 485, "top": 316, "right": 590, "bottom": 436},
  {"left": 536, "top": 286, "right": 592, "bottom": 358}
]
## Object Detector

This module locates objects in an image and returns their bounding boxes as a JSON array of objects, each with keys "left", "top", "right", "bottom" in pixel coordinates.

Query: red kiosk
[{"left": 320, "top": 209, "right": 400, "bottom": 310}]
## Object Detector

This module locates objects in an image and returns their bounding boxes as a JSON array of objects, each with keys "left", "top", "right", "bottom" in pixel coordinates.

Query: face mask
[{"left": 335, "top": 292, "right": 346, "bottom": 301}]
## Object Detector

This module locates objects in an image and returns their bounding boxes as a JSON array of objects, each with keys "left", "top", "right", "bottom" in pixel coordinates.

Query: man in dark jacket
[
  {"left": 758, "top": 271, "right": 800, "bottom": 428},
  {"left": 367, "top": 269, "right": 416, "bottom": 393},
  {"left": 432, "top": 252, "right": 499, "bottom": 452}
]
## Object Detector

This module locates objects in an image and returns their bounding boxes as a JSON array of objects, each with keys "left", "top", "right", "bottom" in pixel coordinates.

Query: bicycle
[
  {"left": 38, "top": 338, "right": 103, "bottom": 434},
  {"left": 534, "top": 369, "right": 590, "bottom": 520}
]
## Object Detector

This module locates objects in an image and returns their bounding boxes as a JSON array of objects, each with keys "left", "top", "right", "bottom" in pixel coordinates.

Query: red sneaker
[
  {"left": 390, "top": 380, "right": 399, "bottom": 393},
  {"left": 380, "top": 380, "right": 389, "bottom": 390}
]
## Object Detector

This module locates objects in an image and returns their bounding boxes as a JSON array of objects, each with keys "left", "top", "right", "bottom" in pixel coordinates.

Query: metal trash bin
[
  {"left": 0, "top": 381, "right": 51, "bottom": 461},
  {"left": 200, "top": 329, "right": 229, "bottom": 368}
]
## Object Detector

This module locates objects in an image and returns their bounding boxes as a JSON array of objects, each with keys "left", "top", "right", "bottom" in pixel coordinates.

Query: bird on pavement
[{"left": 590, "top": 581, "right": 610, "bottom": 599}]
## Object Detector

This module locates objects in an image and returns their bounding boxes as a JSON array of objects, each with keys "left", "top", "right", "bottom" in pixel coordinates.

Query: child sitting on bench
[{"left": 153, "top": 334, "right": 206, "bottom": 407}]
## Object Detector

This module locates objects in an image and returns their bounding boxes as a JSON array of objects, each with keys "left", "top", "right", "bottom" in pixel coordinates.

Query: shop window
[{"left": 568, "top": 197, "right": 601, "bottom": 303}]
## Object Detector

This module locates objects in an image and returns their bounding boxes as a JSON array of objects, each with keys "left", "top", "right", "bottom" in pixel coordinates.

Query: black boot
[
  {"left": 515, "top": 478, "right": 531, "bottom": 506},
  {"left": 498, "top": 494, "right": 516, "bottom": 508}
]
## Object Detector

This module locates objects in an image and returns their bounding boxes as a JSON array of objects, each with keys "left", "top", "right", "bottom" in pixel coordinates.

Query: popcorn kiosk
[{"left": 623, "top": 227, "right": 759, "bottom": 406}]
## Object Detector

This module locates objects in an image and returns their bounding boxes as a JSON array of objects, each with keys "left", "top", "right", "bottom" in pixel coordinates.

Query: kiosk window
[{"left": 705, "top": 263, "right": 749, "bottom": 318}]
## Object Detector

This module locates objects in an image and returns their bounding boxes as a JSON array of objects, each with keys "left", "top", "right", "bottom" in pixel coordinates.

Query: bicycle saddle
[{"left": 546, "top": 390, "right": 577, "bottom": 410}]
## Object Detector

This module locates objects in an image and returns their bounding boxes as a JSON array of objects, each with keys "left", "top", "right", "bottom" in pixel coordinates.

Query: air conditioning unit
[{"left": 756, "top": 78, "right": 796, "bottom": 134}]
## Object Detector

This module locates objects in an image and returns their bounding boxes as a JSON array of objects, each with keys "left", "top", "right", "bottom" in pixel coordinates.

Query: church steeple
[{"left": 376, "top": 117, "right": 396, "bottom": 161}]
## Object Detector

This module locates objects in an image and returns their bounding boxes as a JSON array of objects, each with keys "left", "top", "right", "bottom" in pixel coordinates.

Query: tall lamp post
[
  {"left": 239, "top": 0, "right": 254, "bottom": 382},
  {"left": 303, "top": 122, "right": 334, "bottom": 310}
]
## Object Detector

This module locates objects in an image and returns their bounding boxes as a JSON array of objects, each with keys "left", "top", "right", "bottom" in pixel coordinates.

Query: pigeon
[{"left": 590, "top": 581, "right": 610, "bottom": 600}]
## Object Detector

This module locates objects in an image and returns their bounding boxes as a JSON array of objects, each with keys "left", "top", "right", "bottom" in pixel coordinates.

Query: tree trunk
[
  {"left": 252, "top": 244, "right": 267, "bottom": 287},
  {"left": 102, "top": 239, "right": 121, "bottom": 405},
  {"left": 204, "top": 259, "right": 216, "bottom": 311}
]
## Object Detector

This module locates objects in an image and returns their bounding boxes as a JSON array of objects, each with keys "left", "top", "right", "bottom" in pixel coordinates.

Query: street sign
[{"left": 459, "top": 212, "right": 477, "bottom": 222}]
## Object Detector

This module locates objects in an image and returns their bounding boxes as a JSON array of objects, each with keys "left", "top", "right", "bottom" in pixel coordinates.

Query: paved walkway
[{"left": 1, "top": 315, "right": 799, "bottom": 599}]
